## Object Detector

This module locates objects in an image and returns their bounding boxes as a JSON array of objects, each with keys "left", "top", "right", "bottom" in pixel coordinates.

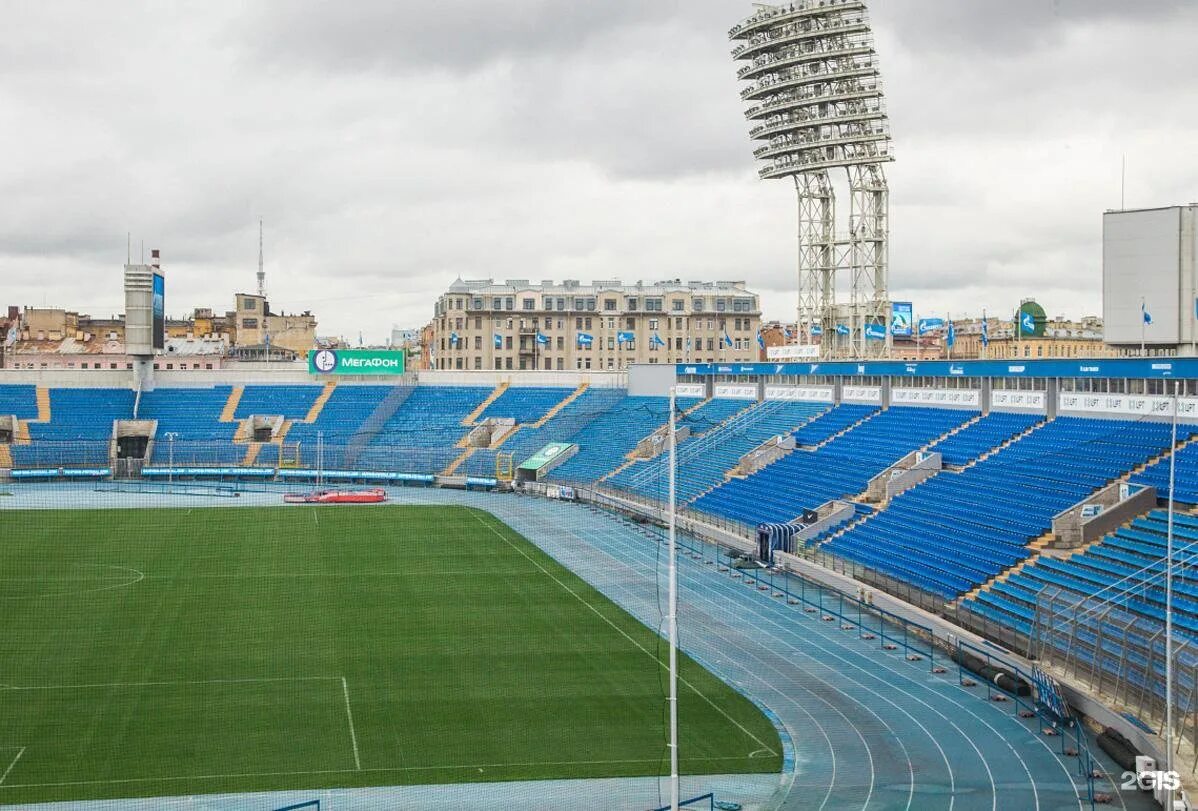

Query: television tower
[
  {"left": 257, "top": 218, "right": 266, "bottom": 298},
  {"left": 729, "top": 1, "right": 894, "bottom": 358}
]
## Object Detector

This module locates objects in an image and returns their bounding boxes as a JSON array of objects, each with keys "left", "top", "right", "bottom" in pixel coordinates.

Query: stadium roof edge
[{"left": 677, "top": 357, "right": 1198, "bottom": 380}]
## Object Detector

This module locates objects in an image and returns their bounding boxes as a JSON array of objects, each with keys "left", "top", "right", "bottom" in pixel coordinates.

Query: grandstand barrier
[
  {"left": 732, "top": 432, "right": 795, "bottom": 477},
  {"left": 793, "top": 500, "right": 856, "bottom": 546},
  {"left": 461, "top": 417, "right": 517, "bottom": 449},
  {"left": 864, "top": 449, "right": 942, "bottom": 502},
  {"left": 1050, "top": 481, "right": 1157, "bottom": 548},
  {"left": 634, "top": 423, "right": 692, "bottom": 459}
]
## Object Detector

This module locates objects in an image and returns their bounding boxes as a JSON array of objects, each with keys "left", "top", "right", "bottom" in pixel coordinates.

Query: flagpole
[
  {"left": 667, "top": 384, "right": 679, "bottom": 811},
  {"left": 1165, "top": 379, "right": 1177, "bottom": 806},
  {"left": 1141, "top": 297, "right": 1147, "bottom": 357}
]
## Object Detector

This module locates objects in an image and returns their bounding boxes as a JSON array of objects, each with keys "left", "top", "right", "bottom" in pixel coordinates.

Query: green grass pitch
[{"left": 0, "top": 504, "right": 781, "bottom": 805}]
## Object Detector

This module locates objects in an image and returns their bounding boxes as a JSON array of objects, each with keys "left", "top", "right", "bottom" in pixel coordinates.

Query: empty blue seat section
[
  {"left": 605, "top": 400, "right": 827, "bottom": 502},
  {"left": 692, "top": 406, "right": 975, "bottom": 528},
  {"left": 544, "top": 395, "right": 700, "bottom": 483},
  {"left": 12, "top": 388, "right": 134, "bottom": 468},
  {"left": 823, "top": 416, "right": 1187, "bottom": 599},
  {"left": 286, "top": 386, "right": 396, "bottom": 469},
  {"left": 1133, "top": 441, "right": 1198, "bottom": 505},
  {"left": 137, "top": 386, "right": 240, "bottom": 465},
  {"left": 680, "top": 398, "right": 756, "bottom": 435},
  {"left": 462, "top": 388, "right": 626, "bottom": 477},
  {"left": 477, "top": 386, "right": 573, "bottom": 423},
  {"left": 356, "top": 386, "right": 493, "bottom": 474},
  {"left": 929, "top": 411, "right": 1043, "bottom": 466},
  {"left": 235, "top": 385, "right": 323, "bottom": 419},
  {"left": 793, "top": 403, "right": 878, "bottom": 445},
  {"left": 963, "top": 509, "right": 1198, "bottom": 637},
  {"left": 0, "top": 384, "right": 38, "bottom": 419}
]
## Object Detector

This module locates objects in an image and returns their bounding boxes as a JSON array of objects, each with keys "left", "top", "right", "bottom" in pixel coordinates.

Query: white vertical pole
[
  {"left": 1165, "top": 380, "right": 1177, "bottom": 805},
  {"left": 668, "top": 385, "right": 679, "bottom": 811},
  {"left": 1142, "top": 297, "right": 1147, "bottom": 357}
]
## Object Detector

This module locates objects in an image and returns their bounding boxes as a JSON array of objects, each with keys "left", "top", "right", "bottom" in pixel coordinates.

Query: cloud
[{"left": 0, "top": 1, "right": 1196, "bottom": 342}]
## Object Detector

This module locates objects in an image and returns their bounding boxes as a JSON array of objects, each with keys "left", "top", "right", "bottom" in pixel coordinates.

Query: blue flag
[
  {"left": 493, "top": 333, "right": 503, "bottom": 348},
  {"left": 651, "top": 332, "right": 666, "bottom": 348},
  {"left": 810, "top": 324, "right": 823, "bottom": 336},
  {"left": 784, "top": 326, "right": 793, "bottom": 339},
  {"left": 756, "top": 332, "right": 765, "bottom": 348},
  {"left": 835, "top": 323, "right": 850, "bottom": 336},
  {"left": 450, "top": 331, "right": 460, "bottom": 346},
  {"left": 535, "top": 332, "right": 549, "bottom": 346},
  {"left": 685, "top": 337, "right": 692, "bottom": 350},
  {"left": 576, "top": 332, "right": 593, "bottom": 347},
  {"left": 723, "top": 331, "right": 733, "bottom": 347},
  {"left": 946, "top": 321, "right": 955, "bottom": 348},
  {"left": 1142, "top": 301, "right": 1153, "bottom": 325},
  {"left": 617, "top": 331, "right": 635, "bottom": 344},
  {"left": 1020, "top": 311, "right": 1035, "bottom": 334},
  {"left": 865, "top": 323, "right": 886, "bottom": 340},
  {"left": 981, "top": 316, "right": 989, "bottom": 347},
  {"left": 917, "top": 317, "right": 945, "bottom": 335}
]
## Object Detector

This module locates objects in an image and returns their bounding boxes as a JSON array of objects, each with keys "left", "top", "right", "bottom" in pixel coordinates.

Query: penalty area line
[{"left": 0, "top": 748, "right": 25, "bottom": 785}]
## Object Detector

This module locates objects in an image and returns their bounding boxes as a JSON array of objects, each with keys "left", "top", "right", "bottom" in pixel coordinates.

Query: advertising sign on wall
[
  {"left": 308, "top": 349, "right": 406, "bottom": 376},
  {"left": 890, "top": 302, "right": 913, "bottom": 337}
]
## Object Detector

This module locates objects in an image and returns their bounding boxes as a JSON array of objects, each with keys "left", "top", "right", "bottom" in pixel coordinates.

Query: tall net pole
[
  {"left": 667, "top": 384, "right": 679, "bottom": 810},
  {"left": 1166, "top": 379, "right": 1178, "bottom": 804}
]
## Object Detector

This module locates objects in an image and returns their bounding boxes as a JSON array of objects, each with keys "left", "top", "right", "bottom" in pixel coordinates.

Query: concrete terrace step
[
  {"left": 462, "top": 382, "right": 510, "bottom": 427},
  {"left": 303, "top": 382, "right": 337, "bottom": 423},
  {"left": 220, "top": 386, "right": 244, "bottom": 423},
  {"left": 532, "top": 383, "right": 589, "bottom": 428}
]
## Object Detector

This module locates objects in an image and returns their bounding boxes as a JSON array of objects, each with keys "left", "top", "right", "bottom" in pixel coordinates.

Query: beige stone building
[
  {"left": 233, "top": 293, "right": 317, "bottom": 355},
  {"left": 429, "top": 279, "right": 762, "bottom": 371}
]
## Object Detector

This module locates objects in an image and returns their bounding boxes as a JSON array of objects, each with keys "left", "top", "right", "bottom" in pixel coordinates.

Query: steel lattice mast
[{"left": 730, "top": 1, "right": 894, "bottom": 358}]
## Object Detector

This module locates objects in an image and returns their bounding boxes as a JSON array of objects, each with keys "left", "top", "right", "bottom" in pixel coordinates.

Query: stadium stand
[
  {"left": 12, "top": 388, "right": 134, "bottom": 467},
  {"left": 824, "top": 417, "right": 1193, "bottom": 598},
  {"left": 545, "top": 394, "right": 699, "bottom": 484},
  {"left": 286, "top": 385, "right": 396, "bottom": 469},
  {"left": 928, "top": 410, "right": 1043, "bottom": 466},
  {"left": 691, "top": 406, "right": 975, "bottom": 526},
  {"left": 0, "top": 384, "right": 39, "bottom": 419},
  {"left": 965, "top": 510, "right": 1198, "bottom": 638},
  {"left": 137, "top": 386, "right": 240, "bottom": 465},
  {"left": 461, "top": 387, "right": 625, "bottom": 477},
  {"left": 606, "top": 400, "right": 828, "bottom": 502},
  {"left": 476, "top": 386, "right": 575, "bottom": 424},
  {"left": 1132, "top": 440, "right": 1198, "bottom": 505},
  {"left": 793, "top": 403, "right": 878, "bottom": 446},
  {"left": 235, "top": 385, "right": 323, "bottom": 420},
  {"left": 355, "top": 385, "right": 493, "bottom": 474}
]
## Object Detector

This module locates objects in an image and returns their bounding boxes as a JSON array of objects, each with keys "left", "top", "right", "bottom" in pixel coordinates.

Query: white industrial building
[{"left": 1103, "top": 204, "right": 1198, "bottom": 355}]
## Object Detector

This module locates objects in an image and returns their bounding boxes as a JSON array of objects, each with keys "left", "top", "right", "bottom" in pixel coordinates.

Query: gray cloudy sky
[{"left": 2, "top": 0, "right": 1196, "bottom": 341}]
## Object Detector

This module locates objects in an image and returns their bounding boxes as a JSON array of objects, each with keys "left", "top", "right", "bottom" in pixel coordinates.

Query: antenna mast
[{"left": 257, "top": 218, "right": 266, "bottom": 298}]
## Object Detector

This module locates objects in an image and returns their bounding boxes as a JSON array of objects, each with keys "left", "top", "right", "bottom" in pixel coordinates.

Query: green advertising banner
[
  {"left": 518, "top": 442, "right": 577, "bottom": 472},
  {"left": 308, "top": 349, "right": 406, "bottom": 376}
]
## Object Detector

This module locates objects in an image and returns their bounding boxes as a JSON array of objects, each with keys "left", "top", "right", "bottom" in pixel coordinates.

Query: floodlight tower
[{"left": 729, "top": 1, "right": 894, "bottom": 358}]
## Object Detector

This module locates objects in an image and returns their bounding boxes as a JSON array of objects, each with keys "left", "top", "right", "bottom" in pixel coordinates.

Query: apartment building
[{"left": 428, "top": 278, "right": 762, "bottom": 371}]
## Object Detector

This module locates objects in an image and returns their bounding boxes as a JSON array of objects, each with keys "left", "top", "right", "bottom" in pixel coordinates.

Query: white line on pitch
[
  {"left": 1, "top": 676, "right": 339, "bottom": 691},
  {"left": 341, "top": 677, "right": 362, "bottom": 771},
  {"left": 468, "top": 511, "right": 778, "bottom": 757},
  {"left": 0, "top": 754, "right": 758, "bottom": 790},
  {"left": 0, "top": 748, "right": 25, "bottom": 785}
]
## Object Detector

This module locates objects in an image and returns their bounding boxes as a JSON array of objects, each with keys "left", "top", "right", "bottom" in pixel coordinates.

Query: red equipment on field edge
[{"left": 283, "top": 488, "right": 387, "bottom": 504}]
